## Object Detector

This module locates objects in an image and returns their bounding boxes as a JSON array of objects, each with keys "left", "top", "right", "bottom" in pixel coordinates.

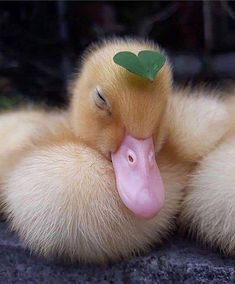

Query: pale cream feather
[
  {"left": 0, "top": 38, "right": 233, "bottom": 262},
  {"left": 180, "top": 136, "right": 235, "bottom": 255}
]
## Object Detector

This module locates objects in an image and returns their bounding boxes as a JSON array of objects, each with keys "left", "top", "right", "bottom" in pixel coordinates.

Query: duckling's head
[{"left": 70, "top": 38, "right": 172, "bottom": 219}]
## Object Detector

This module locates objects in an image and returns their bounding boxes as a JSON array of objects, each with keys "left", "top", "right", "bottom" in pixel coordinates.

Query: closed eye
[
  {"left": 97, "top": 90, "right": 106, "bottom": 104},
  {"left": 92, "top": 87, "right": 111, "bottom": 113}
]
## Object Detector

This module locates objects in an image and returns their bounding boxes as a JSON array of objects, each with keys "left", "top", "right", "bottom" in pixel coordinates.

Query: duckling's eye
[{"left": 92, "top": 88, "right": 111, "bottom": 113}]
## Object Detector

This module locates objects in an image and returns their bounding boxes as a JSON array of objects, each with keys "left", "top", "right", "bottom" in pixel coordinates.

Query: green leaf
[
  {"left": 113, "top": 51, "right": 146, "bottom": 78},
  {"left": 138, "top": 50, "right": 166, "bottom": 81},
  {"left": 113, "top": 50, "right": 166, "bottom": 81}
]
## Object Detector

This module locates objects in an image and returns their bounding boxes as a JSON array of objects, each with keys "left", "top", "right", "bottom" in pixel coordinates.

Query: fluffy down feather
[{"left": 0, "top": 38, "right": 232, "bottom": 262}]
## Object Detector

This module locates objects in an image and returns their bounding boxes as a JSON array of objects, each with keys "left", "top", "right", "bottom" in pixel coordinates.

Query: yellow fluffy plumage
[{"left": 0, "top": 38, "right": 233, "bottom": 262}]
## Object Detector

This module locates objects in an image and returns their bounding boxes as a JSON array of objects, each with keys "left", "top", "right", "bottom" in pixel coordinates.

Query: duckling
[
  {"left": 0, "top": 38, "right": 231, "bottom": 263},
  {"left": 179, "top": 93, "right": 235, "bottom": 256}
]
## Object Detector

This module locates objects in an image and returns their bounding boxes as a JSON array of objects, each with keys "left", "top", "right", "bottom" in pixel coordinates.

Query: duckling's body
[
  {"left": 180, "top": 94, "right": 235, "bottom": 257},
  {"left": 0, "top": 38, "right": 233, "bottom": 262},
  {"left": 180, "top": 137, "right": 235, "bottom": 256},
  {"left": 0, "top": 108, "right": 186, "bottom": 262}
]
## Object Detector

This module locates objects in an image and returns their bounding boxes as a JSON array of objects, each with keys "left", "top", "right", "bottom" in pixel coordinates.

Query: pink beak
[{"left": 111, "top": 134, "right": 165, "bottom": 219}]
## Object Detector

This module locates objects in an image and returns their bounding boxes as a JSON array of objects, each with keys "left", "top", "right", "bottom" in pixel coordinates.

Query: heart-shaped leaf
[{"left": 113, "top": 50, "right": 166, "bottom": 81}]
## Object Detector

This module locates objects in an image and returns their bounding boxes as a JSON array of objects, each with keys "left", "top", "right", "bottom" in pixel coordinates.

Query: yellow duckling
[
  {"left": 0, "top": 38, "right": 231, "bottom": 263},
  {"left": 180, "top": 93, "right": 235, "bottom": 257}
]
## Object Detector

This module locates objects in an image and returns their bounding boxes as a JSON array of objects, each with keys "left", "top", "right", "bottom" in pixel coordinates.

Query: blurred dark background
[{"left": 0, "top": 1, "right": 234, "bottom": 108}]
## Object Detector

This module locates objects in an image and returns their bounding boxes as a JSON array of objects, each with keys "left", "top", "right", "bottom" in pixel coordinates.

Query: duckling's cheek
[
  {"left": 99, "top": 124, "right": 125, "bottom": 156},
  {"left": 111, "top": 134, "right": 165, "bottom": 219}
]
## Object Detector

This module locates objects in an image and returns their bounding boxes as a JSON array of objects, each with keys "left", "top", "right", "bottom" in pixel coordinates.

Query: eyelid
[
  {"left": 92, "top": 87, "right": 111, "bottom": 113},
  {"left": 96, "top": 88, "right": 106, "bottom": 103}
]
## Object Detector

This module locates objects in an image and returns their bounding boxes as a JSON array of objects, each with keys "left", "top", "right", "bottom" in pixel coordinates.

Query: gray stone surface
[{"left": 0, "top": 221, "right": 235, "bottom": 284}]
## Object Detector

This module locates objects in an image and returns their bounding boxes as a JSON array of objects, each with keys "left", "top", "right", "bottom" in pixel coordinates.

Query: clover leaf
[{"left": 113, "top": 50, "right": 166, "bottom": 81}]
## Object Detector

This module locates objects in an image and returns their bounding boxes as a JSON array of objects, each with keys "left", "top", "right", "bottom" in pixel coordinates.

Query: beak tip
[{"left": 134, "top": 206, "right": 163, "bottom": 219}]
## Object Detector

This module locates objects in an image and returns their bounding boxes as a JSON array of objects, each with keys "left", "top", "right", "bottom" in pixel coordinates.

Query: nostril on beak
[
  {"left": 128, "top": 155, "right": 134, "bottom": 163},
  {"left": 127, "top": 149, "right": 136, "bottom": 165}
]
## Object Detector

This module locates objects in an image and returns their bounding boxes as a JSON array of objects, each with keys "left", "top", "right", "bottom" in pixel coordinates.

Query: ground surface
[{"left": 0, "top": 222, "right": 235, "bottom": 283}]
